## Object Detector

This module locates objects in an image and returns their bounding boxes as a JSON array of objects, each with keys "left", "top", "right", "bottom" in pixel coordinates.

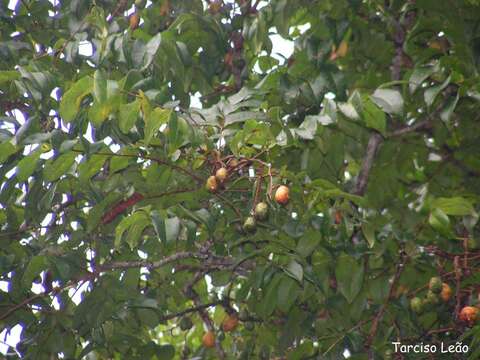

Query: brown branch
[
  {"left": 71, "top": 149, "right": 203, "bottom": 184},
  {"left": 0, "top": 275, "right": 94, "bottom": 321},
  {"left": 366, "top": 254, "right": 406, "bottom": 356},
  {"left": 353, "top": 132, "right": 383, "bottom": 195},
  {"left": 99, "top": 251, "right": 208, "bottom": 271},
  {"left": 454, "top": 256, "right": 462, "bottom": 321},
  {"left": 184, "top": 271, "right": 226, "bottom": 359},
  {"left": 159, "top": 300, "right": 224, "bottom": 322},
  {"left": 389, "top": 118, "right": 432, "bottom": 137}
]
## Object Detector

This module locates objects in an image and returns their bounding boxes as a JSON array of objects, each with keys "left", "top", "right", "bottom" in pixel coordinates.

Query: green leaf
[
  {"left": 22, "top": 255, "right": 48, "bottom": 286},
  {"left": 144, "top": 107, "right": 171, "bottom": 145},
  {"left": 16, "top": 150, "right": 41, "bottom": 181},
  {"left": 151, "top": 211, "right": 180, "bottom": 244},
  {"left": 115, "top": 211, "right": 150, "bottom": 249},
  {"left": 0, "top": 70, "right": 20, "bottom": 86},
  {"left": 440, "top": 93, "right": 459, "bottom": 123},
  {"left": 362, "top": 222, "right": 375, "bottom": 248},
  {"left": 362, "top": 98, "right": 386, "bottom": 135},
  {"left": 296, "top": 232, "right": 320, "bottom": 257},
  {"left": 335, "top": 254, "right": 364, "bottom": 303},
  {"left": 93, "top": 69, "right": 107, "bottom": 103},
  {"left": 258, "top": 274, "right": 282, "bottom": 317},
  {"left": 295, "top": 116, "right": 318, "bottom": 140},
  {"left": 424, "top": 75, "right": 451, "bottom": 107},
  {"left": 428, "top": 208, "right": 451, "bottom": 236},
  {"left": 409, "top": 65, "right": 436, "bottom": 94},
  {"left": 432, "top": 197, "right": 475, "bottom": 216},
  {"left": 277, "top": 276, "right": 299, "bottom": 312},
  {"left": 43, "top": 152, "right": 77, "bottom": 181},
  {"left": 285, "top": 260, "right": 303, "bottom": 282},
  {"left": 118, "top": 100, "right": 140, "bottom": 133},
  {"left": 0, "top": 141, "right": 17, "bottom": 163},
  {"left": 370, "top": 89, "right": 403, "bottom": 115},
  {"left": 59, "top": 76, "right": 93, "bottom": 123}
]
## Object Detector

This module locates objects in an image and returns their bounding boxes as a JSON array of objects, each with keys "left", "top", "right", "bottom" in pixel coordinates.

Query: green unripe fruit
[
  {"left": 410, "top": 297, "right": 423, "bottom": 313},
  {"left": 429, "top": 277, "right": 443, "bottom": 294},
  {"left": 217, "top": 331, "right": 226, "bottom": 341},
  {"left": 384, "top": 349, "right": 393, "bottom": 360},
  {"left": 254, "top": 202, "right": 269, "bottom": 221},
  {"left": 425, "top": 290, "right": 440, "bottom": 305},
  {"left": 243, "top": 216, "right": 257, "bottom": 233},
  {"left": 135, "top": 0, "right": 146, "bottom": 9},
  {"left": 179, "top": 317, "right": 193, "bottom": 331}
]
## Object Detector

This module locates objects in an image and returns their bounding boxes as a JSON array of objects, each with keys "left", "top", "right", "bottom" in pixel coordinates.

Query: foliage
[{"left": 1, "top": 0, "right": 480, "bottom": 359}]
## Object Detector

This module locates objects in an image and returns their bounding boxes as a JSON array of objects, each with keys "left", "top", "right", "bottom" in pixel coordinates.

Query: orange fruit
[
  {"left": 459, "top": 306, "right": 479, "bottom": 324},
  {"left": 440, "top": 283, "right": 452, "bottom": 302},
  {"left": 222, "top": 314, "right": 239, "bottom": 332},
  {"left": 129, "top": 13, "right": 140, "bottom": 30},
  {"left": 202, "top": 331, "right": 215, "bottom": 348},
  {"left": 274, "top": 185, "right": 289, "bottom": 205}
]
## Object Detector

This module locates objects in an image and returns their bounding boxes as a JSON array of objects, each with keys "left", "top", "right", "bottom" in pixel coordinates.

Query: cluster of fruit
[
  {"left": 205, "top": 164, "right": 290, "bottom": 234},
  {"left": 410, "top": 276, "right": 479, "bottom": 326},
  {"left": 178, "top": 312, "right": 249, "bottom": 349}
]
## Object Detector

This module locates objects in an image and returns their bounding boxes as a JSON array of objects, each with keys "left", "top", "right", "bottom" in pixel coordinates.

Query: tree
[{"left": 1, "top": 0, "right": 480, "bottom": 358}]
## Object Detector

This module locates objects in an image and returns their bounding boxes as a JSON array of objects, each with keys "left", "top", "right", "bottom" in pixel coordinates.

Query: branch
[
  {"left": 353, "top": 132, "right": 383, "bottom": 195},
  {"left": 99, "top": 251, "right": 207, "bottom": 271},
  {"left": 389, "top": 118, "right": 432, "bottom": 137},
  {"left": 366, "top": 254, "right": 406, "bottom": 356},
  {"left": 159, "top": 300, "right": 225, "bottom": 322},
  {"left": 184, "top": 271, "right": 226, "bottom": 359}
]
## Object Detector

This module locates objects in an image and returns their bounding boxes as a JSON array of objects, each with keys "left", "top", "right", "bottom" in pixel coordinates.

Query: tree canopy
[{"left": 1, "top": 0, "right": 480, "bottom": 359}]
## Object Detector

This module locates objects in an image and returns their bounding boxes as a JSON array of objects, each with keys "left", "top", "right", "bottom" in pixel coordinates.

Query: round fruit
[
  {"left": 228, "top": 158, "right": 239, "bottom": 168},
  {"left": 425, "top": 290, "right": 440, "bottom": 305},
  {"left": 222, "top": 314, "right": 239, "bottom": 332},
  {"left": 215, "top": 167, "right": 228, "bottom": 182},
  {"left": 129, "top": 13, "right": 140, "bottom": 30},
  {"left": 459, "top": 306, "right": 479, "bottom": 324},
  {"left": 202, "top": 331, "right": 215, "bottom": 348},
  {"left": 254, "top": 202, "right": 268, "bottom": 221},
  {"left": 428, "top": 277, "right": 443, "bottom": 294},
  {"left": 440, "top": 283, "right": 452, "bottom": 302},
  {"left": 275, "top": 185, "right": 290, "bottom": 205},
  {"left": 206, "top": 176, "right": 218, "bottom": 192},
  {"left": 135, "top": 0, "right": 146, "bottom": 9},
  {"left": 410, "top": 297, "right": 423, "bottom": 313},
  {"left": 243, "top": 216, "right": 256, "bottom": 233},
  {"left": 179, "top": 317, "right": 193, "bottom": 331}
]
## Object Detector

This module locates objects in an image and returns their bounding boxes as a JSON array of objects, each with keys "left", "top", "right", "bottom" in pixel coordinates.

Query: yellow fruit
[
  {"left": 459, "top": 306, "right": 479, "bottom": 324},
  {"left": 222, "top": 314, "right": 239, "bottom": 332},
  {"left": 129, "top": 13, "right": 140, "bottom": 30},
  {"left": 274, "top": 185, "right": 289, "bottom": 205},
  {"left": 254, "top": 202, "right": 268, "bottom": 221},
  {"left": 202, "top": 331, "right": 215, "bottom": 348},
  {"left": 440, "top": 283, "right": 452, "bottom": 302},
  {"left": 215, "top": 167, "right": 228, "bottom": 182},
  {"left": 410, "top": 297, "right": 423, "bottom": 314},
  {"left": 337, "top": 40, "right": 348, "bottom": 57},
  {"left": 206, "top": 176, "right": 218, "bottom": 192},
  {"left": 243, "top": 216, "right": 256, "bottom": 233}
]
